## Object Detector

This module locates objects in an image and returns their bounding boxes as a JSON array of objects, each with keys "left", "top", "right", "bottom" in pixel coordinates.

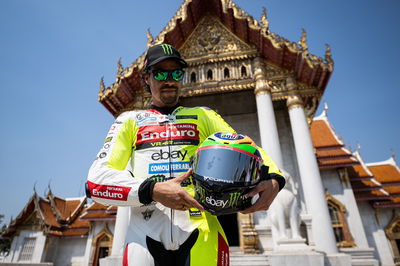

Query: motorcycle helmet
[{"left": 190, "top": 132, "right": 263, "bottom": 215}]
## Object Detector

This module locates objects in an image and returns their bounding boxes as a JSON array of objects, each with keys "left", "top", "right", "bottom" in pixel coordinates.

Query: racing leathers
[{"left": 87, "top": 105, "right": 283, "bottom": 266}]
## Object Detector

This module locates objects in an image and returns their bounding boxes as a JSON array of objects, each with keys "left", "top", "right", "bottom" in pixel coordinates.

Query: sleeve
[
  {"left": 200, "top": 107, "right": 236, "bottom": 136},
  {"left": 258, "top": 148, "right": 286, "bottom": 191},
  {"left": 86, "top": 112, "right": 146, "bottom": 207}
]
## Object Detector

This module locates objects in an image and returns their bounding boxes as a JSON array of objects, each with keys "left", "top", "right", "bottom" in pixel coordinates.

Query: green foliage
[{"left": 0, "top": 214, "right": 11, "bottom": 255}]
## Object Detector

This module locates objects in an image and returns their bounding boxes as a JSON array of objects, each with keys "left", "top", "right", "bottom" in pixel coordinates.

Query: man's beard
[{"left": 160, "top": 85, "right": 179, "bottom": 105}]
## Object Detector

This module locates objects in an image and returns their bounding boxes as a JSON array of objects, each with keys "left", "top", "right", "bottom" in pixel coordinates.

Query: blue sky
[{"left": 0, "top": 0, "right": 399, "bottom": 224}]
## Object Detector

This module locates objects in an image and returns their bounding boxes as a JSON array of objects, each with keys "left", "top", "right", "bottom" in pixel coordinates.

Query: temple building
[{"left": 2, "top": 0, "right": 399, "bottom": 265}]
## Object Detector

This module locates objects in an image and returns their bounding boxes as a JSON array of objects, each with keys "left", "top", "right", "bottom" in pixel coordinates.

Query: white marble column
[
  {"left": 253, "top": 57, "right": 283, "bottom": 168},
  {"left": 287, "top": 93, "right": 338, "bottom": 254}
]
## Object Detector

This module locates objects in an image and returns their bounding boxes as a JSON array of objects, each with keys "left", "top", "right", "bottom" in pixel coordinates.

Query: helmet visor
[{"left": 191, "top": 145, "right": 262, "bottom": 186}]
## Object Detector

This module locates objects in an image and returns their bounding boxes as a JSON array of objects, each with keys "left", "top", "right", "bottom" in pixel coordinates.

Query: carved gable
[{"left": 180, "top": 15, "right": 255, "bottom": 61}]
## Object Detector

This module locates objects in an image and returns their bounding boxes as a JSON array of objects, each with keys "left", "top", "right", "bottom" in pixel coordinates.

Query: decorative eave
[
  {"left": 311, "top": 105, "right": 357, "bottom": 169},
  {"left": 97, "top": 0, "right": 333, "bottom": 117}
]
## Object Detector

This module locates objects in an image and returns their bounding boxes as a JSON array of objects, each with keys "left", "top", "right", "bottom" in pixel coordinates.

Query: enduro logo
[
  {"left": 136, "top": 123, "right": 199, "bottom": 150},
  {"left": 87, "top": 181, "right": 131, "bottom": 201},
  {"left": 206, "top": 195, "right": 228, "bottom": 208},
  {"left": 151, "top": 149, "right": 188, "bottom": 161}
]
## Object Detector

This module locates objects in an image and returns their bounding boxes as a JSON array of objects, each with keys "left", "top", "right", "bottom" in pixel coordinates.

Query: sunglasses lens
[
  {"left": 153, "top": 71, "right": 168, "bottom": 81},
  {"left": 172, "top": 70, "right": 184, "bottom": 81}
]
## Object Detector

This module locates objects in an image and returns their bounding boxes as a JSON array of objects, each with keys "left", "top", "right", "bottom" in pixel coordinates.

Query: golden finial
[
  {"left": 100, "top": 77, "right": 106, "bottom": 93},
  {"left": 325, "top": 44, "right": 333, "bottom": 64},
  {"left": 298, "top": 28, "right": 308, "bottom": 51},
  {"left": 117, "top": 57, "right": 124, "bottom": 77},
  {"left": 260, "top": 7, "right": 269, "bottom": 31},
  {"left": 356, "top": 144, "right": 361, "bottom": 153},
  {"left": 147, "top": 28, "right": 154, "bottom": 47}
]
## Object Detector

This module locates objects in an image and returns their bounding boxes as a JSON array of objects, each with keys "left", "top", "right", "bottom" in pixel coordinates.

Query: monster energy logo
[
  {"left": 228, "top": 192, "right": 241, "bottom": 208},
  {"left": 150, "top": 175, "right": 165, "bottom": 182},
  {"left": 196, "top": 186, "right": 206, "bottom": 202},
  {"left": 160, "top": 44, "right": 173, "bottom": 55}
]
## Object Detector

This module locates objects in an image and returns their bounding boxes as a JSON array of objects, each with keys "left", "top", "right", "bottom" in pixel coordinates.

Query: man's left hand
[{"left": 240, "top": 179, "right": 280, "bottom": 214}]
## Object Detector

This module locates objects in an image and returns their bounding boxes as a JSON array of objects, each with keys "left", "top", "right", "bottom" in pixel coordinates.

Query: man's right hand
[{"left": 152, "top": 169, "right": 204, "bottom": 212}]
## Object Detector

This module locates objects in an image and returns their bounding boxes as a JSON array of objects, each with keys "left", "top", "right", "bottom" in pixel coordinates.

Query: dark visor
[{"left": 191, "top": 146, "right": 262, "bottom": 185}]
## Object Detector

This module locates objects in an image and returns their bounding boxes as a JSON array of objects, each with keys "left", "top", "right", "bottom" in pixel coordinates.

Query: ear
[{"left": 144, "top": 73, "right": 150, "bottom": 85}]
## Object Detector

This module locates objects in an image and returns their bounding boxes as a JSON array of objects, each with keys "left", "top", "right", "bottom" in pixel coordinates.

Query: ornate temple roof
[
  {"left": 310, "top": 106, "right": 358, "bottom": 169},
  {"left": 311, "top": 106, "right": 400, "bottom": 208},
  {"left": 2, "top": 190, "right": 116, "bottom": 238},
  {"left": 80, "top": 202, "right": 117, "bottom": 221},
  {"left": 365, "top": 157, "right": 400, "bottom": 207},
  {"left": 98, "top": 0, "right": 333, "bottom": 116}
]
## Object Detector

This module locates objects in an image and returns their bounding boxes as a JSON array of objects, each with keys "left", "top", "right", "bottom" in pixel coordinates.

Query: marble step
[{"left": 230, "top": 247, "right": 270, "bottom": 266}]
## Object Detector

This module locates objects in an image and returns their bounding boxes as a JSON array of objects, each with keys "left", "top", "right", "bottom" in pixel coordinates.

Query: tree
[{"left": 0, "top": 214, "right": 11, "bottom": 256}]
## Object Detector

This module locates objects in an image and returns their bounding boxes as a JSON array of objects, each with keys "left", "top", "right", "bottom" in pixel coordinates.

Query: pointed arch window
[
  {"left": 386, "top": 216, "right": 400, "bottom": 264},
  {"left": 241, "top": 66, "right": 247, "bottom": 77},
  {"left": 207, "top": 69, "right": 213, "bottom": 80},
  {"left": 92, "top": 226, "right": 113, "bottom": 266},
  {"left": 190, "top": 72, "right": 196, "bottom": 83},
  {"left": 224, "top": 68, "right": 230, "bottom": 79},
  {"left": 326, "top": 192, "right": 355, "bottom": 248}
]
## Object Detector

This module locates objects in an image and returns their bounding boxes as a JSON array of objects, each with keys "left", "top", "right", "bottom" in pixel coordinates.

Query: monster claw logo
[
  {"left": 228, "top": 192, "right": 241, "bottom": 208},
  {"left": 196, "top": 186, "right": 206, "bottom": 202},
  {"left": 149, "top": 175, "right": 166, "bottom": 182},
  {"left": 160, "top": 44, "right": 173, "bottom": 55}
]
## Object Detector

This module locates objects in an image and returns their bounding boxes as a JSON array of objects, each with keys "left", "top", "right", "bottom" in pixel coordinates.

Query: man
[{"left": 87, "top": 44, "right": 285, "bottom": 266}]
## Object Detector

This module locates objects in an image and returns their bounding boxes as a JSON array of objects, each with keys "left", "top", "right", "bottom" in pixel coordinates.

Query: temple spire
[
  {"left": 299, "top": 28, "right": 308, "bottom": 51},
  {"left": 117, "top": 57, "right": 124, "bottom": 77},
  {"left": 260, "top": 7, "right": 269, "bottom": 32},
  {"left": 325, "top": 44, "right": 333, "bottom": 64},
  {"left": 147, "top": 28, "right": 154, "bottom": 47},
  {"left": 100, "top": 77, "right": 106, "bottom": 93}
]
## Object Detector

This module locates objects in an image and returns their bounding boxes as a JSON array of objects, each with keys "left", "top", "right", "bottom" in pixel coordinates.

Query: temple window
[
  {"left": 190, "top": 72, "right": 196, "bottom": 83},
  {"left": 207, "top": 69, "right": 213, "bottom": 80},
  {"left": 224, "top": 68, "right": 230, "bottom": 78},
  {"left": 241, "top": 66, "right": 247, "bottom": 77},
  {"left": 385, "top": 216, "right": 400, "bottom": 264},
  {"left": 92, "top": 228, "right": 113, "bottom": 266},
  {"left": 326, "top": 192, "right": 355, "bottom": 247},
  {"left": 18, "top": 237, "right": 36, "bottom": 261}
]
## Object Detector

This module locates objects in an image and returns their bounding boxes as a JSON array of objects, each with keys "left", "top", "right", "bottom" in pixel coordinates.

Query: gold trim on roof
[{"left": 98, "top": 0, "right": 333, "bottom": 113}]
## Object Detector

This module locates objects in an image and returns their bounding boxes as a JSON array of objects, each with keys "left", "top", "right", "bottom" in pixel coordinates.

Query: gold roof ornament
[
  {"left": 260, "top": 7, "right": 269, "bottom": 33},
  {"left": 100, "top": 77, "right": 106, "bottom": 94},
  {"left": 325, "top": 44, "right": 333, "bottom": 65},
  {"left": 117, "top": 57, "right": 124, "bottom": 78},
  {"left": 298, "top": 28, "right": 308, "bottom": 51},
  {"left": 147, "top": 28, "right": 154, "bottom": 48}
]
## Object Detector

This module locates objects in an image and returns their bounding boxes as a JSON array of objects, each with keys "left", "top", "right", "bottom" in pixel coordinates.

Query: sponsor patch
[
  {"left": 87, "top": 181, "right": 131, "bottom": 201},
  {"left": 148, "top": 162, "right": 190, "bottom": 174},
  {"left": 215, "top": 132, "right": 244, "bottom": 141},
  {"left": 136, "top": 123, "right": 199, "bottom": 150},
  {"left": 217, "top": 233, "right": 229, "bottom": 266},
  {"left": 141, "top": 209, "right": 154, "bottom": 221},
  {"left": 176, "top": 115, "right": 198, "bottom": 120},
  {"left": 151, "top": 149, "right": 188, "bottom": 161}
]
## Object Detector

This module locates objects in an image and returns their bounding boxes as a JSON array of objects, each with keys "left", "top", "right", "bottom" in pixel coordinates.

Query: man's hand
[
  {"left": 152, "top": 169, "right": 204, "bottom": 212},
  {"left": 240, "top": 179, "right": 280, "bottom": 214}
]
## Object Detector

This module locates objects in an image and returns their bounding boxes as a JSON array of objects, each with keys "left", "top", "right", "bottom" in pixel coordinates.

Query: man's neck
[{"left": 150, "top": 103, "right": 181, "bottom": 115}]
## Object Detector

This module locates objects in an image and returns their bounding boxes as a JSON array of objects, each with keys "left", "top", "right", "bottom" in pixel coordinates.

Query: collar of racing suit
[{"left": 149, "top": 104, "right": 181, "bottom": 115}]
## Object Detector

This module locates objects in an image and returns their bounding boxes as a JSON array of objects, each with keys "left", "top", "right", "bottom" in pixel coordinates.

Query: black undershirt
[{"left": 149, "top": 104, "right": 181, "bottom": 115}]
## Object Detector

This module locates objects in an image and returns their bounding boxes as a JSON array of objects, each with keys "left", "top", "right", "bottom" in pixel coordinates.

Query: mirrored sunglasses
[{"left": 148, "top": 69, "right": 185, "bottom": 81}]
